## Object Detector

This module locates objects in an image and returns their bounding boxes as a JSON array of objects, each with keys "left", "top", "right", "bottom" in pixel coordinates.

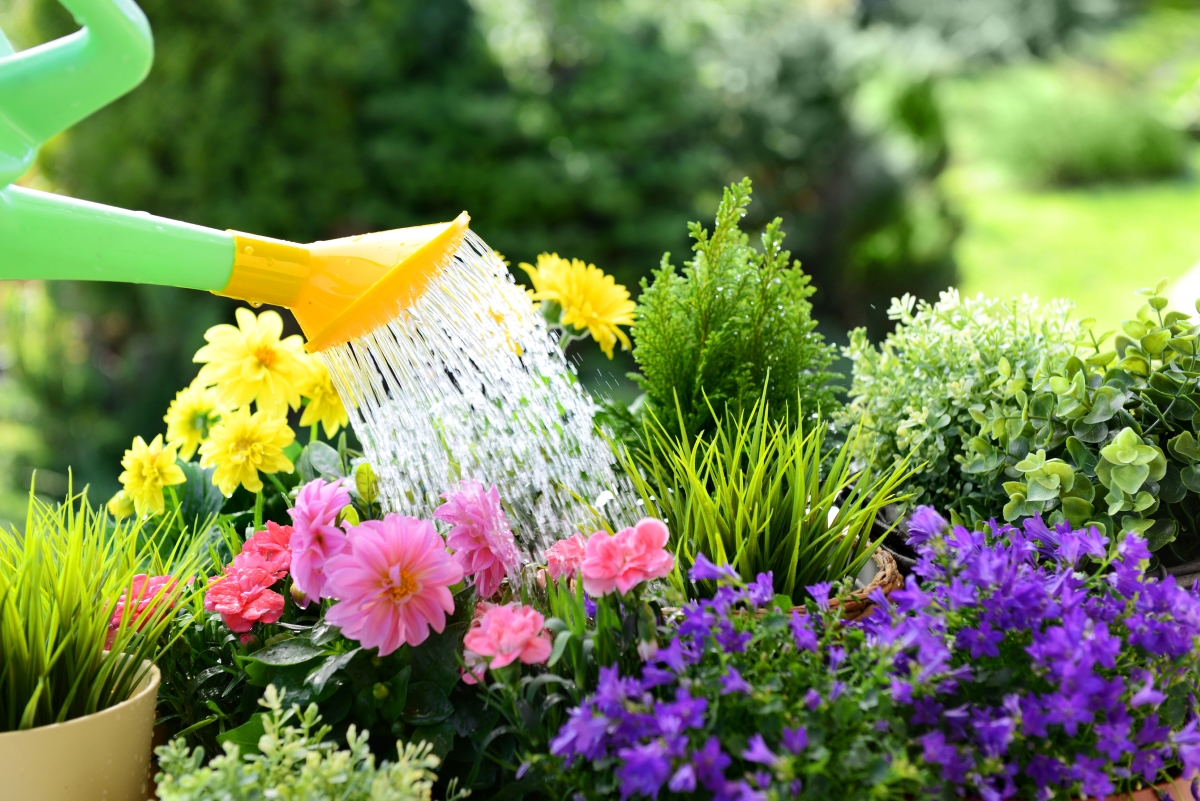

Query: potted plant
[{"left": 0, "top": 489, "right": 193, "bottom": 801}]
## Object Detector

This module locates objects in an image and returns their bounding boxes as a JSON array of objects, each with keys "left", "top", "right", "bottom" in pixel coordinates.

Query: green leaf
[
  {"left": 409, "top": 720, "right": 455, "bottom": 761},
  {"left": 177, "top": 459, "right": 225, "bottom": 525},
  {"left": 1066, "top": 437, "right": 1099, "bottom": 476},
  {"left": 1168, "top": 431, "right": 1200, "bottom": 463},
  {"left": 402, "top": 682, "right": 454, "bottom": 725},
  {"left": 1110, "top": 463, "right": 1150, "bottom": 496},
  {"left": 249, "top": 639, "right": 326, "bottom": 667},
  {"left": 216, "top": 713, "right": 266, "bottom": 753},
  {"left": 1141, "top": 329, "right": 1171, "bottom": 356},
  {"left": 1059, "top": 497, "right": 1094, "bottom": 527},
  {"left": 1081, "top": 391, "right": 1117, "bottom": 424},
  {"left": 307, "top": 441, "right": 345, "bottom": 480},
  {"left": 306, "top": 648, "right": 360, "bottom": 695},
  {"left": 548, "top": 630, "right": 573, "bottom": 667},
  {"left": 380, "top": 665, "right": 411, "bottom": 722},
  {"left": 1182, "top": 465, "right": 1200, "bottom": 494}
]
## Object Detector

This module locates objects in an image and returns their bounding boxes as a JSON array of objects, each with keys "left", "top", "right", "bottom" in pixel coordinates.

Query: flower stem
[
  {"left": 253, "top": 489, "right": 264, "bottom": 531},
  {"left": 309, "top": 424, "right": 319, "bottom": 444}
]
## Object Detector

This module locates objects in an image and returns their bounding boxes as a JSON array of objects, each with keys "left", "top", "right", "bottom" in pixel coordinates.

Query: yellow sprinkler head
[{"left": 215, "top": 212, "right": 471, "bottom": 352}]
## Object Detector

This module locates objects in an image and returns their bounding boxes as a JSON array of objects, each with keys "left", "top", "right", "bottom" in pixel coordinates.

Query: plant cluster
[
  {"left": 964, "top": 282, "right": 1200, "bottom": 564},
  {"left": 632, "top": 179, "right": 840, "bottom": 442},
  {"left": 840, "top": 288, "right": 1081, "bottom": 518},
  {"left": 0, "top": 487, "right": 196, "bottom": 731},
  {"left": 549, "top": 507, "right": 1200, "bottom": 801},
  {"left": 617, "top": 392, "right": 914, "bottom": 603},
  {"left": 155, "top": 685, "right": 446, "bottom": 801}
]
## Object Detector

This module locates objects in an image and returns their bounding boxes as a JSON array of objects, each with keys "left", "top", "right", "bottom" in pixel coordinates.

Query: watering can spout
[{"left": 217, "top": 214, "right": 471, "bottom": 351}]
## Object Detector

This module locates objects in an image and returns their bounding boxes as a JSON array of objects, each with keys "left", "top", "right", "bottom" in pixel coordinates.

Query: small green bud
[{"left": 372, "top": 682, "right": 389, "bottom": 701}]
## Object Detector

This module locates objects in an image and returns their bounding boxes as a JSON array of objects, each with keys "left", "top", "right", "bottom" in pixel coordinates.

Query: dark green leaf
[
  {"left": 1065, "top": 437, "right": 1098, "bottom": 476},
  {"left": 216, "top": 713, "right": 265, "bottom": 753},
  {"left": 307, "top": 441, "right": 345, "bottom": 480},
  {"left": 380, "top": 666, "right": 412, "bottom": 722},
  {"left": 249, "top": 638, "right": 326, "bottom": 667},
  {"left": 306, "top": 649, "right": 360, "bottom": 695},
  {"left": 177, "top": 459, "right": 226, "bottom": 525},
  {"left": 1071, "top": 420, "right": 1108, "bottom": 444},
  {"left": 1168, "top": 431, "right": 1200, "bottom": 463},
  {"left": 409, "top": 720, "right": 455, "bottom": 761},
  {"left": 402, "top": 682, "right": 454, "bottom": 725}
]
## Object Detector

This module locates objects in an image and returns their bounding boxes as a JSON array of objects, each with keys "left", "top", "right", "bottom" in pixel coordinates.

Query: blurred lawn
[
  {"left": 944, "top": 4, "right": 1200, "bottom": 332},
  {"left": 949, "top": 167, "right": 1200, "bottom": 331}
]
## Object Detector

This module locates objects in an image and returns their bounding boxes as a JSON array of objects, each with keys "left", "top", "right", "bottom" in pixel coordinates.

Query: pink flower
[
  {"left": 462, "top": 603, "right": 553, "bottom": 671},
  {"left": 544, "top": 534, "right": 587, "bottom": 581},
  {"left": 240, "top": 521, "right": 293, "bottom": 573},
  {"left": 106, "top": 574, "right": 179, "bottom": 649},
  {"left": 204, "top": 553, "right": 287, "bottom": 633},
  {"left": 434, "top": 480, "right": 520, "bottom": 600},
  {"left": 580, "top": 518, "right": 674, "bottom": 597},
  {"left": 323, "top": 515, "right": 464, "bottom": 655},
  {"left": 460, "top": 601, "right": 498, "bottom": 685},
  {"left": 287, "top": 478, "right": 351, "bottom": 606}
]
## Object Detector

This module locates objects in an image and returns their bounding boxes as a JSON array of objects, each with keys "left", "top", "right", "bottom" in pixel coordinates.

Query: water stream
[{"left": 318, "top": 230, "right": 630, "bottom": 559}]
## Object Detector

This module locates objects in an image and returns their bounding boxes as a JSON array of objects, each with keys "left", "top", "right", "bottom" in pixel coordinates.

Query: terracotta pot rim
[{"left": 0, "top": 661, "right": 160, "bottom": 740}]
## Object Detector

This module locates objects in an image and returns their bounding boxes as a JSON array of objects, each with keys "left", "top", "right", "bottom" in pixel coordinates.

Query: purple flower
[
  {"left": 1130, "top": 673, "right": 1166, "bottom": 708},
  {"left": 550, "top": 706, "right": 610, "bottom": 763},
  {"left": 693, "top": 737, "right": 732, "bottom": 792},
  {"left": 829, "top": 680, "right": 847, "bottom": 701},
  {"left": 782, "top": 726, "right": 807, "bottom": 754},
  {"left": 906, "top": 506, "right": 948, "bottom": 546},
  {"left": 668, "top": 765, "right": 696, "bottom": 793},
  {"left": 1057, "top": 527, "right": 1108, "bottom": 566},
  {"left": 720, "top": 667, "right": 753, "bottom": 695},
  {"left": 690, "top": 553, "right": 738, "bottom": 583},
  {"left": 955, "top": 621, "right": 1004, "bottom": 659},
  {"left": 714, "top": 620, "right": 751, "bottom": 653},
  {"left": 804, "top": 688, "right": 821, "bottom": 710},
  {"left": 1069, "top": 755, "right": 1114, "bottom": 799},
  {"left": 890, "top": 575, "right": 934, "bottom": 613},
  {"left": 746, "top": 572, "right": 775, "bottom": 607},
  {"left": 584, "top": 594, "right": 598, "bottom": 617},
  {"left": 616, "top": 740, "right": 673, "bottom": 800},
  {"left": 741, "top": 734, "right": 777, "bottom": 766},
  {"left": 790, "top": 611, "right": 818, "bottom": 652},
  {"left": 805, "top": 581, "right": 834, "bottom": 611}
]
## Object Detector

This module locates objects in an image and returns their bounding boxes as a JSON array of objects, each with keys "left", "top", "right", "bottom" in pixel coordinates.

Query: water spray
[{"left": 0, "top": 0, "right": 625, "bottom": 552}]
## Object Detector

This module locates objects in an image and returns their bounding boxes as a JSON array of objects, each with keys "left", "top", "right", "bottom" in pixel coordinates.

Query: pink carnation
[
  {"left": 544, "top": 534, "right": 587, "bottom": 581},
  {"left": 324, "top": 515, "right": 464, "bottom": 656},
  {"left": 580, "top": 518, "right": 674, "bottom": 597},
  {"left": 240, "top": 521, "right": 293, "bottom": 573},
  {"left": 435, "top": 480, "right": 520, "bottom": 600},
  {"left": 204, "top": 553, "right": 286, "bottom": 633},
  {"left": 461, "top": 603, "right": 553, "bottom": 671},
  {"left": 287, "top": 478, "right": 351, "bottom": 606},
  {"left": 460, "top": 601, "right": 498, "bottom": 685},
  {"left": 106, "top": 574, "right": 179, "bottom": 649}
]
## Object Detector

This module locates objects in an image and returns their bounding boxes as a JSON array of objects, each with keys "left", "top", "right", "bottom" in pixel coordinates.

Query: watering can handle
[{"left": 0, "top": 0, "right": 153, "bottom": 187}]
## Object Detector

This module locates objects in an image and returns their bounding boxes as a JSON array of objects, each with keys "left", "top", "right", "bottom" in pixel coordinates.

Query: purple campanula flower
[
  {"left": 782, "top": 726, "right": 807, "bottom": 754},
  {"left": 667, "top": 764, "right": 696, "bottom": 793},
  {"left": 720, "top": 667, "right": 753, "bottom": 695},
  {"left": 741, "top": 734, "right": 777, "bottom": 766},
  {"left": 584, "top": 593, "right": 598, "bottom": 617},
  {"left": 790, "top": 610, "right": 818, "bottom": 652},
  {"left": 906, "top": 506, "right": 948, "bottom": 546},
  {"left": 714, "top": 620, "right": 751, "bottom": 653},
  {"left": 805, "top": 581, "right": 834, "bottom": 611},
  {"left": 693, "top": 736, "right": 732, "bottom": 792},
  {"left": 550, "top": 705, "right": 610, "bottom": 763},
  {"left": 1130, "top": 673, "right": 1166, "bottom": 708},
  {"left": 1070, "top": 755, "right": 1114, "bottom": 799},
  {"left": 828, "top": 680, "right": 847, "bottom": 701},
  {"left": 746, "top": 572, "right": 774, "bottom": 607},
  {"left": 804, "top": 688, "right": 821, "bottom": 710},
  {"left": 956, "top": 621, "right": 1003, "bottom": 659},
  {"left": 891, "top": 575, "right": 934, "bottom": 613},
  {"left": 616, "top": 740, "right": 672, "bottom": 801},
  {"left": 690, "top": 553, "right": 738, "bottom": 583}
]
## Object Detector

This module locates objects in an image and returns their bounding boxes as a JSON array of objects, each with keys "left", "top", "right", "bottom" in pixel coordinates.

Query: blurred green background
[{"left": 2, "top": 0, "right": 1198, "bottom": 523}]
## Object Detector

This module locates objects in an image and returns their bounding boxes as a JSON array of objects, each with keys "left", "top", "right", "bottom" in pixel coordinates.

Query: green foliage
[
  {"left": 0, "top": 486, "right": 196, "bottom": 730},
  {"left": 969, "top": 66, "right": 1187, "bottom": 187},
  {"left": 632, "top": 179, "right": 839, "bottom": 440},
  {"left": 154, "top": 685, "right": 445, "bottom": 801},
  {"left": 964, "top": 281, "right": 1200, "bottom": 562},
  {"left": 841, "top": 289, "right": 1081, "bottom": 519},
  {"left": 617, "top": 392, "right": 914, "bottom": 603}
]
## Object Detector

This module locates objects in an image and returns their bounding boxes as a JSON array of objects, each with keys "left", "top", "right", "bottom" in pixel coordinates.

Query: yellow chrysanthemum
[
  {"left": 193, "top": 308, "right": 308, "bottom": 414},
  {"left": 199, "top": 406, "right": 295, "bottom": 496},
  {"left": 299, "top": 359, "right": 350, "bottom": 438},
  {"left": 118, "top": 434, "right": 187, "bottom": 518},
  {"left": 522, "top": 254, "right": 635, "bottom": 358},
  {"left": 106, "top": 490, "right": 135, "bottom": 520},
  {"left": 164, "top": 379, "right": 221, "bottom": 459}
]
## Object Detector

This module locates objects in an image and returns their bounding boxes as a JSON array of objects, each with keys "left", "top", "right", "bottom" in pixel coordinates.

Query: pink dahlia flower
[
  {"left": 287, "top": 478, "right": 351, "bottom": 606},
  {"left": 240, "top": 521, "right": 293, "bottom": 573},
  {"left": 323, "top": 515, "right": 464, "bottom": 655},
  {"left": 434, "top": 480, "right": 520, "bottom": 600},
  {"left": 580, "top": 517, "right": 674, "bottom": 597},
  {"left": 204, "top": 553, "right": 286, "bottom": 633},
  {"left": 106, "top": 574, "right": 179, "bottom": 649},
  {"left": 544, "top": 533, "right": 587, "bottom": 581},
  {"left": 462, "top": 603, "right": 553, "bottom": 670}
]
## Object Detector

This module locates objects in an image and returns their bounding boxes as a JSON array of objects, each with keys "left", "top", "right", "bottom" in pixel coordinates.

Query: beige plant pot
[{"left": 0, "top": 663, "right": 160, "bottom": 801}]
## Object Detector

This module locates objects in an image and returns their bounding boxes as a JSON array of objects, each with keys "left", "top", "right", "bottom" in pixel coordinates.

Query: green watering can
[{"left": 0, "top": 0, "right": 472, "bottom": 352}]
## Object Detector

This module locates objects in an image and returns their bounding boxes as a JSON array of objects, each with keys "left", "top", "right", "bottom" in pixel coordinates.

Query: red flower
[{"left": 204, "top": 553, "right": 286, "bottom": 633}]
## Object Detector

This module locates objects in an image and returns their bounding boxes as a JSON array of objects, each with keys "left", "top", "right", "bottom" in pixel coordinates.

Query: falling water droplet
[{"left": 318, "top": 231, "right": 632, "bottom": 558}]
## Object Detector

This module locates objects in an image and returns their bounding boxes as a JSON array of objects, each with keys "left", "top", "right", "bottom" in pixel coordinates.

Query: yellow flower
[
  {"left": 164, "top": 379, "right": 221, "bottom": 460},
  {"left": 199, "top": 406, "right": 295, "bottom": 496},
  {"left": 106, "top": 490, "right": 135, "bottom": 520},
  {"left": 193, "top": 308, "right": 309, "bottom": 415},
  {"left": 299, "top": 359, "right": 350, "bottom": 438},
  {"left": 118, "top": 434, "right": 187, "bottom": 517},
  {"left": 522, "top": 254, "right": 635, "bottom": 358}
]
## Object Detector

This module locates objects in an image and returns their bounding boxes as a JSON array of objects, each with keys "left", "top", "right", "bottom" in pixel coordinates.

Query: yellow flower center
[
  {"left": 253, "top": 345, "right": 278, "bottom": 369},
  {"left": 388, "top": 571, "right": 418, "bottom": 603}
]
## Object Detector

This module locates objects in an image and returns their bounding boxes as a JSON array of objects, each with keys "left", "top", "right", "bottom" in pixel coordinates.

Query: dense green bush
[
  {"left": 632, "top": 179, "right": 839, "bottom": 440},
  {"left": 964, "top": 282, "right": 1200, "bottom": 565},
  {"left": 965, "top": 66, "right": 1188, "bottom": 186},
  {"left": 839, "top": 289, "right": 1081, "bottom": 518}
]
